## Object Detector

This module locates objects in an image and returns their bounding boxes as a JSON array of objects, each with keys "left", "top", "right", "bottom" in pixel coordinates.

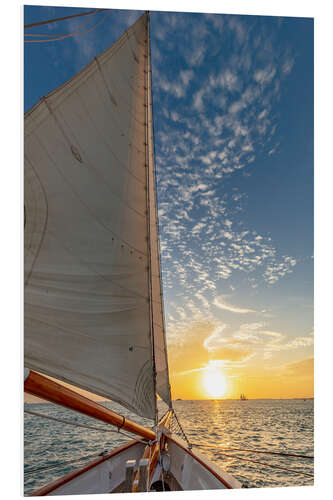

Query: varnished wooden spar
[{"left": 24, "top": 370, "right": 156, "bottom": 441}]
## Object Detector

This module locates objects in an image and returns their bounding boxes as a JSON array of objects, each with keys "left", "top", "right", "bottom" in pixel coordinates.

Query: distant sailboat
[
  {"left": 24, "top": 11, "right": 242, "bottom": 494},
  {"left": 240, "top": 394, "right": 248, "bottom": 401}
]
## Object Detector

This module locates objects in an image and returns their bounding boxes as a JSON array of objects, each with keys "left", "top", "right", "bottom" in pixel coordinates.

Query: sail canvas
[{"left": 25, "top": 12, "right": 170, "bottom": 419}]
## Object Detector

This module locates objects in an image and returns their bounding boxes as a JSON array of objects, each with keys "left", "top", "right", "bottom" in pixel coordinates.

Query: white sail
[{"left": 24, "top": 13, "right": 171, "bottom": 419}]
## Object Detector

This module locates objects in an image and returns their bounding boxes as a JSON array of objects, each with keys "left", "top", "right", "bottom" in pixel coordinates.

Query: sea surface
[{"left": 24, "top": 399, "right": 314, "bottom": 495}]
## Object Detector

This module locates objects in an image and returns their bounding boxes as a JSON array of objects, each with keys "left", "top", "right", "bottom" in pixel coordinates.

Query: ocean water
[{"left": 24, "top": 399, "right": 314, "bottom": 495}]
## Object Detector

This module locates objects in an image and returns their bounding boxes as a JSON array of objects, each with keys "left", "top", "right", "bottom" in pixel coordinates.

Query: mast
[
  {"left": 146, "top": 11, "right": 172, "bottom": 418},
  {"left": 148, "top": 12, "right": 173, "bottom": 409}
]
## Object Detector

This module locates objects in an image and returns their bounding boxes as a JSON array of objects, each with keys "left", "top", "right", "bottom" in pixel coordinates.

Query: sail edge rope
[
  {"left": 24, "top": 409, "right": 149, "bottom": 443},
  {"left": 24, "top": 8, "right": 107, "bottom": 29},
  {"left": 24, "top": 11, "right": 112, "bottom": 43},
  {"left": 192, "top": 444, "right": 314, "bottom": 460}
]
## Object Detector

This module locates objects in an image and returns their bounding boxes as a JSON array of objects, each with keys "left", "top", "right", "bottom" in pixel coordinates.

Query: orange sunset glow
[
  {"left": 25, "top": 319, "right": 314, "bottom": 404},
  {"left": 166, "top": 321, "right": 314, "bottom": 401},
  {"left": 202, "top": 363, "right": 227, "bottom": 398}
]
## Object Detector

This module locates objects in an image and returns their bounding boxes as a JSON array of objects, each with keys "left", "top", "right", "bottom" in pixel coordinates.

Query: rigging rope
[
  {"left": 24, "top": 11, "right": 112, "bottom": 43},
  {"left": 25, "top": 9, "right": 98, "bottom": 38},
  {"left": 24, "top": 452, "right": 102, "bottom": 476},
  {"left": 157, "top": 408, "right": 170, "bottom": 425},
  {"left": 24, "top": 8, "right": 107, "bottom": 29},
  {"left": 24, "top": 409, "right": 150, "bottom": 477},
  {"left": 169, "top": 410, "right": 192, "bottom": 449},
  {"left": 203, "top": 450, "right": 314, "bottom": 478},
  {"left": 194, "top": 444, "right": 314, "bottom": 460},
  {"left": 24, "top": 409, "right": 149, "bottom": 443}
]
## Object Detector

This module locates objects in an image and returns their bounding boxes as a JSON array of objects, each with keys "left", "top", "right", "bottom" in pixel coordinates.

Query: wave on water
[{"left": 24, "top": 398, "right": 314, "bottom": 494}]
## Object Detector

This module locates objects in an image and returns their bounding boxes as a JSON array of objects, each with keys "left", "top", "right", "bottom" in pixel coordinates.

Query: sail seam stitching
[{"left": 32, "top": 124, "right": 148, "bottom": 257}]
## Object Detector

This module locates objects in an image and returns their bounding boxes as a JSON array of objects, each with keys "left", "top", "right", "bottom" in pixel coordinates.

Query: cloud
[
  {"left": 151, "top": 11, "right": 300, "bottom": 311},
  {"left": 258, "top": 109, "right": 268, "bottom": 120},
  {"left": 283, "top": 357, "right": 314, "bottom": 378},
  {"left": 280, "top": 336, "right": 314, "bottom": 349},
  {"left": 229, "top": 100, "right": 246, "bottom": 114},
  {"left": 263, "top": 256, "right": 297, "bottom": 284},
  {"left": 202, "top": 326, "right": 255, "bottom": 366},
  {"left": 195, "top": 291, "right": 210, "bottom": 309},
  {"left": 177, "top": 366, "right": 206, "bottom": 376},
  {"left": 227, "top": 16, "right": 248, "bottom": 45},
  {"left": 180, "top": 70, "right": 194, "bottom": 86},
  {"left": 210, "top": 348, "right": 254, "bottom": 363},
  {"left": 232, "top": 324, "right": 287, "bottom": 349},
  {"left": 192, "top": 221, "right": 206, "bottom": 235},
  {"left": 260, "top": 330, "right": 286, "bottom": 341},
  {"left": 200, "top": 319, "right": 313, "bottom": 372},
  {"left": 155, "top": 67, "right": 193, "bottom": 99},
  {"left": 184, "top": 45, "right": 206, "bottom": 67},
  {"left": 254, "top": 66, "right": 276, "bottom": 85},
  {"left": 213, "top": 296, "right": 258, "bottom": 314},
  {"left": 282, "top": 58, "right": 294, "bottom": 75},
  {"left": 204, "top": 13, "right": 224, "bottom": 32},
  {"left": 210, "top": 69, "right": 240, "bottom": 92},
  {"left": 203, "top": 325, "right": 228, "bottom": 351},
  {"left": 231, "top": 321, "right": 313, "bottom": 355},
  {"left": 193, "top": 89, "right": 205, "bottom": 112}
]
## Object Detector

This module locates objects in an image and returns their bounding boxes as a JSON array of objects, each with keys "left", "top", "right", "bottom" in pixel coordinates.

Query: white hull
[
  {"left": 31, "top": 433, "right": 241, "bottom": 495},
  {"left": 166, "top": 435, "right": 241, "bottom": 491}
]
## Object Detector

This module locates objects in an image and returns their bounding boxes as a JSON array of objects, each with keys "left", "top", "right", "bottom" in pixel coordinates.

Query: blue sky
[{"left": 24, "top": 5, "right": 313, "bottom": 395}]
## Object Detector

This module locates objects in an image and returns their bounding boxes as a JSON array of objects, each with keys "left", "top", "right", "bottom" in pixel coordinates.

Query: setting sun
[{"left": 203, "top": 368, "right": 227, "bottom": 399}]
